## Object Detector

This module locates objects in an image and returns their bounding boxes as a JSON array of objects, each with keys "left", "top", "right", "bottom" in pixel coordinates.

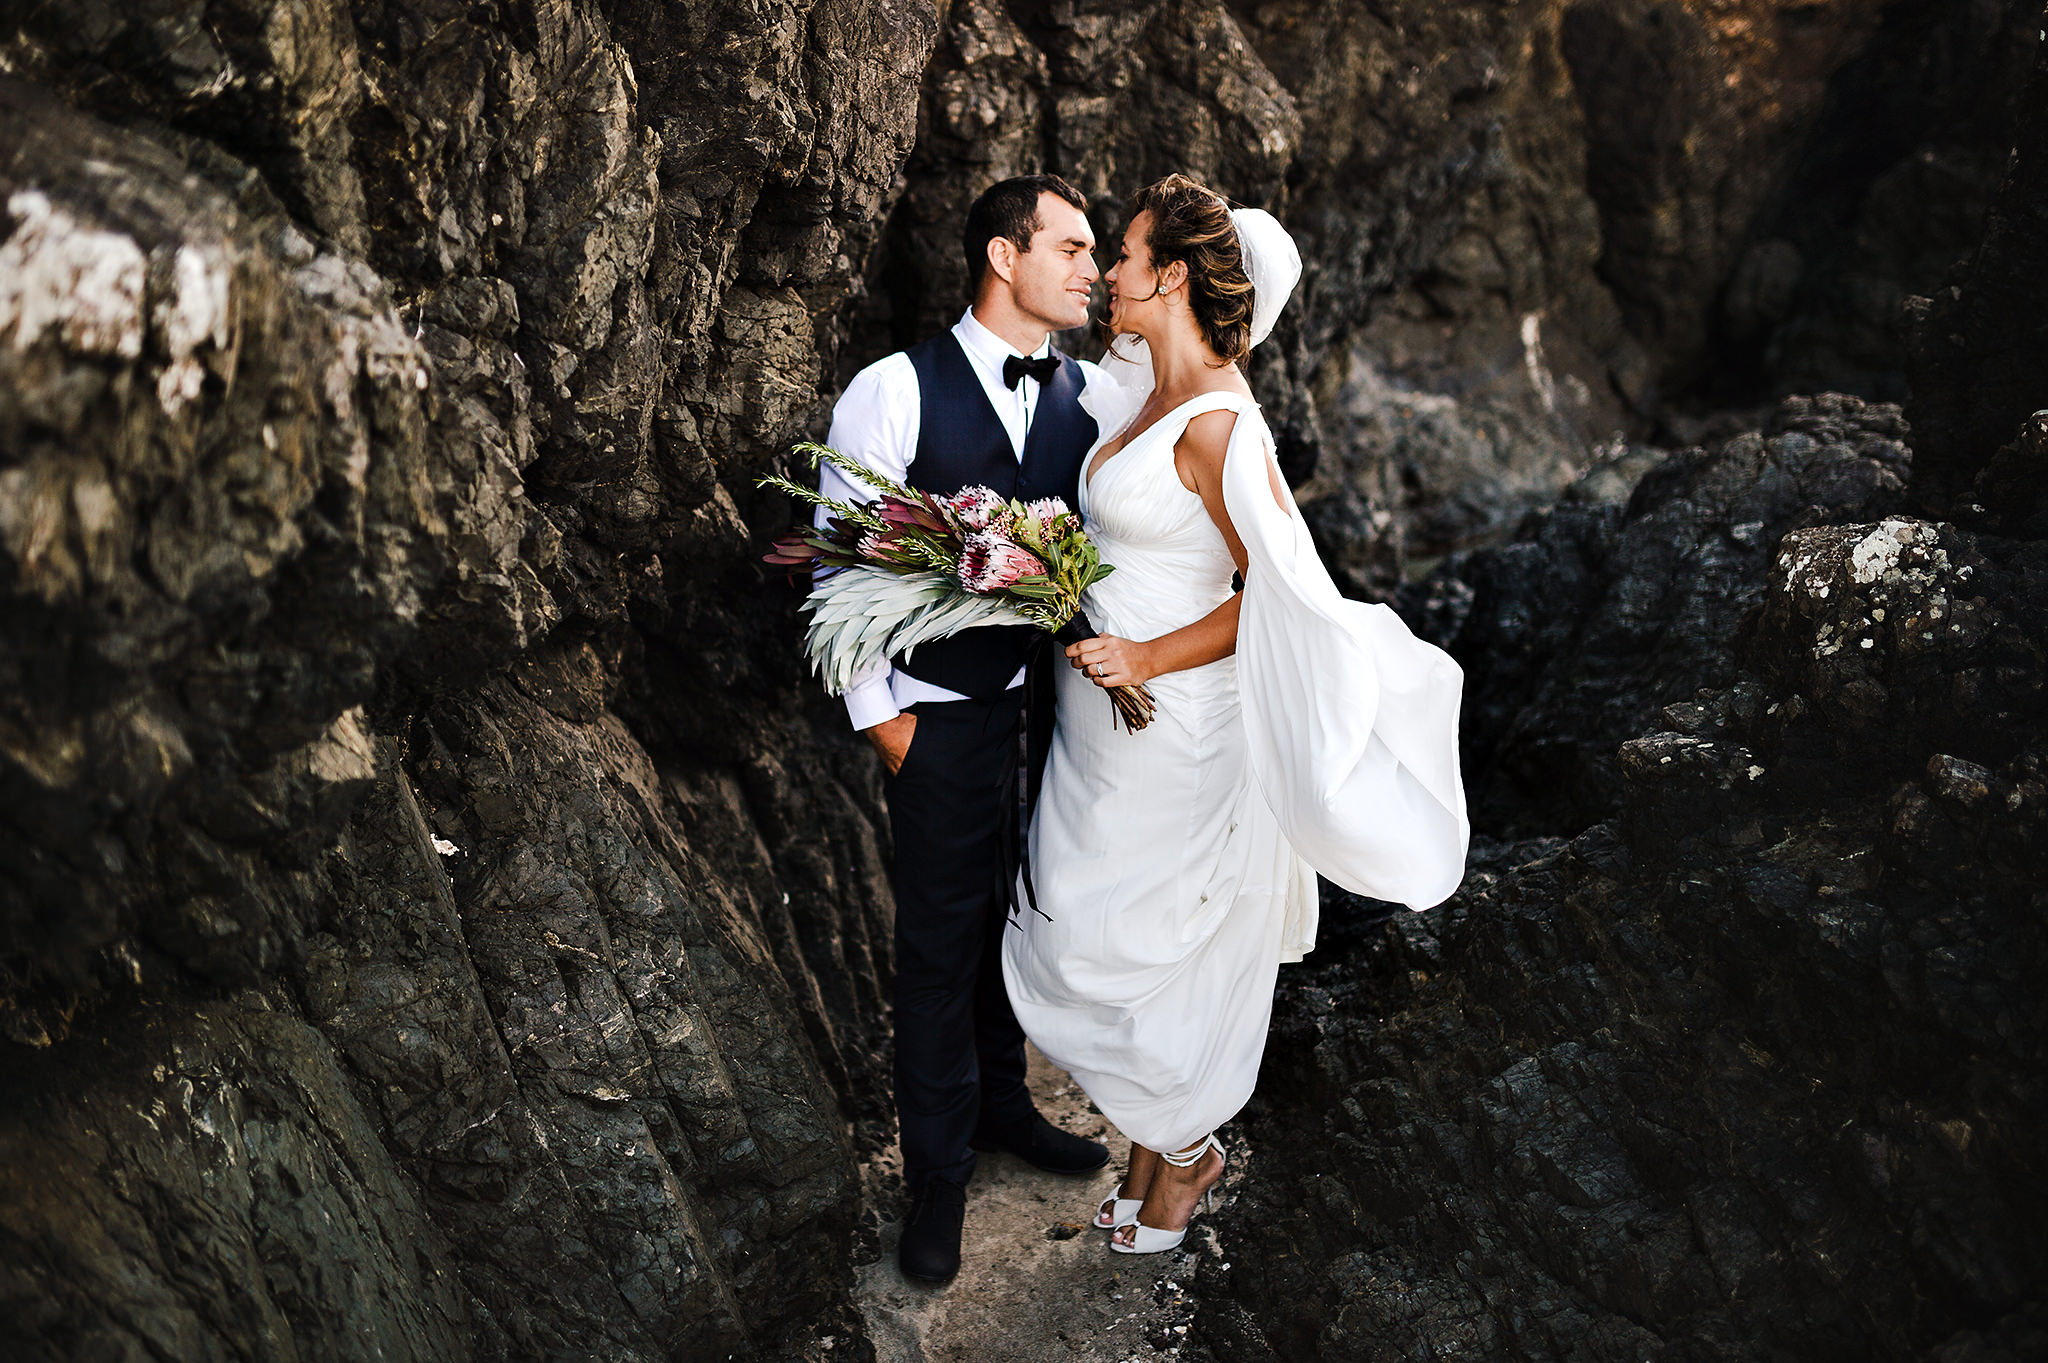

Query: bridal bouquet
[{"left": 760, "top": 443, "right": 1155, "bottom": 731}]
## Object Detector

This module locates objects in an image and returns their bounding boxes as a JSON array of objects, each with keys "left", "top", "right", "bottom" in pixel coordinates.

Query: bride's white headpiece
[{"left": 1227, "top": 206, "right": 1302, "bottom": 349}]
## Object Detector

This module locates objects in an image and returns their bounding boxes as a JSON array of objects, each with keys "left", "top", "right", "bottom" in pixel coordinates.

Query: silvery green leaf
[{"left": 800, "top": 566, "right": 1037, "bottom": 691}]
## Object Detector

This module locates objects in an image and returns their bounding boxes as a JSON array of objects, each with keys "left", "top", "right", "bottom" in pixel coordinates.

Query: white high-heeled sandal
[
  {"left": 1093, "top": 1183, "right": 1142, "bottom": 1230},
  {"left": 1108, "top": 1135, "right": 1224, "bottom": 1255}
]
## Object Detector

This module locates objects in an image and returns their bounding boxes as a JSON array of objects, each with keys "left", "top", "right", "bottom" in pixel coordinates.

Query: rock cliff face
[
  {"left": 1201, "top": 26, "right": 2048, "bottom": 1359},
  {"left": 0, "top": 2, "right": 927, "bottom": 1356},
  {"left": 879, "top": 0, "right": 2031, "bottom": 583},
  {"left": 0, "top": 0, "right": 2040, "bottom": 1359},
  {"left": 1206, "top": 398, "right": 2048, "bottom": 1362}
]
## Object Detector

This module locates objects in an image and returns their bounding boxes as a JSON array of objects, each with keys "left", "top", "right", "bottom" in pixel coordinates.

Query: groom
[{"left": 821, "top": 173, "right": 1109, "bottom": 1283}]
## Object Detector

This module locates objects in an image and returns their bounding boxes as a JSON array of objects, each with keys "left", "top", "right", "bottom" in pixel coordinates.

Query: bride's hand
[{"left": 1066, "top": 634, "right": 1155, "bottom": 688}]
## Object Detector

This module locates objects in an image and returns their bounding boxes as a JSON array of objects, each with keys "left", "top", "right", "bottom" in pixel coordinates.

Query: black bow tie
[{"left": 1003, "top": 353, "right": 1061, "bottom": 390}]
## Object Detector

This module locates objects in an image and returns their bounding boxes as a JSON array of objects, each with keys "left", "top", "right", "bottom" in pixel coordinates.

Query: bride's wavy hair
[{"left": 1126, "top": 173, "right": 1255, "bottom": 367}]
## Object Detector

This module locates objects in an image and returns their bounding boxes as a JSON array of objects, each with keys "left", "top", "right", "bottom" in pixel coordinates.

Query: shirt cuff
[{"left": 843, "top": 673, "right": 902, "bottom": 731}]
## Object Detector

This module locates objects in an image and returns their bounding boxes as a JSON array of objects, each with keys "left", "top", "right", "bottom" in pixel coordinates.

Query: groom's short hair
[{"left": 964, "top": 174, "right": 1088, "bottom": 297}]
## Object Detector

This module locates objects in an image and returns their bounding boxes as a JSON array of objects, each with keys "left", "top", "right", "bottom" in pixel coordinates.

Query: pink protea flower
[
  {"left": 946, "top": 485, "right": 1005, "bottom": 531},
  {"left": 957, "top": 529, "right": 1046, "bottom": 593},
  {"left": 1030, "top": 501, "right": 1080, "bottom": 539}
]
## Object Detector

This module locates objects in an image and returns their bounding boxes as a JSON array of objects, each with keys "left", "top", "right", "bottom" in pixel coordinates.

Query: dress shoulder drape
[{"left": 1219, "top": 397, "right": 1469, "bottom": 916}]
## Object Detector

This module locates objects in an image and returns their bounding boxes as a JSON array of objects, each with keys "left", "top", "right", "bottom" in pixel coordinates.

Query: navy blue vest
[{"left": 897, "top": 332, "right": 1098, "bottom": 696}]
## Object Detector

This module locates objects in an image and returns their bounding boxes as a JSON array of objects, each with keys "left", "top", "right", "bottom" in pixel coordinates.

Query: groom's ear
[{"left": 985, "top": 235, "right": 1019, "bottom": 290}]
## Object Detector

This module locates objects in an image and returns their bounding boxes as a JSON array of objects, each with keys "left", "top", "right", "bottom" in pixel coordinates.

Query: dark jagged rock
[
  {"left": 1556, "top": 0, "right": 1887, "bottom": 384},
  {"left": 1295, "top": 0, "right": 2038, "bottom": 576},
  {"left": 0, "top": 2, "right": 925, "bottom": 1356},
  {"left": 1969, "top": 410, "right": 2048, "bottom": 539},
  {"left": 1, "top": 0, "right": 2040, "bottom": 1358},
  {"left": 1339, "top": 0, "right": 2040, "bottom": 580},
  {"left": 1205, "top": 411, "right": 2048, "bottom": 1358},
  {"left": 1, "top": 998, "right": 477, "bottom": 1359},
  {"left": 1201, "top": 19, "right": 2048, "bottom": 1355},
  {"left": 1406, "top": 393, "right": 1910, "bottom": 835},
  {"left": 0, "top": 76, "right": 497, "bottom": 993},
  {"left": 1712, "top": 0, "right": 2042, "bottom": 406},
  {"left": 363, "top": 685, "right": 865, "bottom": 1356}
]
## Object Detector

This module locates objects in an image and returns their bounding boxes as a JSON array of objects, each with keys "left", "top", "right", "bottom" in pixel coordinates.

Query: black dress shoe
[
  {"left": 898, "top": 1178, "right": 966, "bottom": 1284},
  {"left": 972, "top": 1113, "right": 1109, "bottom": 1175}
]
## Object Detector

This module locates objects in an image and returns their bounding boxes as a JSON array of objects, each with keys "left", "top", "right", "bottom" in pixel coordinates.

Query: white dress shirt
[{"left": 821, "top": 308, "right": 1103, "bottom": 730}]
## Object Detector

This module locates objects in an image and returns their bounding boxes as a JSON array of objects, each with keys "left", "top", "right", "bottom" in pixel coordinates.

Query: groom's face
[{"left": 1002, "top": 193, "right": 1098, "bottom": 333}]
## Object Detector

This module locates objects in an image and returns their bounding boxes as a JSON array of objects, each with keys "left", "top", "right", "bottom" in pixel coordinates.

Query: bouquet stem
[{"left": 1053, "top": 610, "right": 1156, "bottom": 733}]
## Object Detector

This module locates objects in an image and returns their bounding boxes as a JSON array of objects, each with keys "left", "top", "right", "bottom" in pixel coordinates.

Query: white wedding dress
[{"left": 1001, "top": 383, "right": 1470, "bottom": 1155}]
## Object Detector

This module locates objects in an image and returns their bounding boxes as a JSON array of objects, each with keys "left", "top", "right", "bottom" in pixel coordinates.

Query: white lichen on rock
[
  {"left": 154, "top": 243, "right": 233, "bottom": 414},
  {"left": 290, "top": 249, "right": 431, "bottom": 450},
  {"left": 1848, "top": 518, "right": 1935, "bottom": 584},
  {"left": 0, "top": 189, "right": 147, "bottom": 358}
]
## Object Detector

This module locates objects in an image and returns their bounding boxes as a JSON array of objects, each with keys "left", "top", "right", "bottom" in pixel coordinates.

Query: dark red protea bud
[
  {"left": 763, "top": 533, "right": 825, "bottom": 566},
  {"left": 856, "top": 528, "right": 910, "bottom": 563},
  {"left": 878, "top": 494, "right": 952, "bottom": 535}
]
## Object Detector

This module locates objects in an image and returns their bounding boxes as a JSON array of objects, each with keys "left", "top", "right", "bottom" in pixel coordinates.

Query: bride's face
[{"left": 1104, "top": 212, "right": 1181, "bottom": 339}]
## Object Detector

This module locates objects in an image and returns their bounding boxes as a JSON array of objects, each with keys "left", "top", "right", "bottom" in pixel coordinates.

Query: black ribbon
[
  {"left": 1048, "top": 609, "right": 1101, "bottom": 652},
  {"left": 1004, "top": 609, "right": 1103, "bottom": 929},
  {"left": 999, "top": 640, "right": 1052, "bottom": 928},
  {"left": 1002, "top": 354, "right": 1061, "bottom": 390}
]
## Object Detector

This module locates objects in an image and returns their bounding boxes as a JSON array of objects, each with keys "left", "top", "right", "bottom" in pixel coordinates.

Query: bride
[{"left": 1001, "top": 174, "right": 1470, "bottom": 1253}]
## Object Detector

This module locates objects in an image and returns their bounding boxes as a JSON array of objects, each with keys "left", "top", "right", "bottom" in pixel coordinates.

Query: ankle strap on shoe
[{"left": 1162, "top": 1134, "right": 1218, "bottom": 1168}]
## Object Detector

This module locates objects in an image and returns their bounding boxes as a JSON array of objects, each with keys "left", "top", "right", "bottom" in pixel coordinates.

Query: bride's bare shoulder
[
  {"left": 1177, "top": 395, "right": 1251, "bottom": 453},
  {"left": 1175, "top": 398, "right": 1286, "bottom": 509},
  {"left": 1172, "top": 403, "right": 1244, "bottom": 496},
  {"left": 1179, "top": 406, "right": 1239, "bottom": 449}
]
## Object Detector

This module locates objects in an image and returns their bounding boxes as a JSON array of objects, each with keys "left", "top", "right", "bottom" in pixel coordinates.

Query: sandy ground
[{"left": 851, "top": 1047, "right": 1234, "bottom": 1363}]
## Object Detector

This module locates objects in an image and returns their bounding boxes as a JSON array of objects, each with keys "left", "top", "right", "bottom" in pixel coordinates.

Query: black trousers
[{"left": 885, "top": 689, "right": 1035, "bottom": 1189}]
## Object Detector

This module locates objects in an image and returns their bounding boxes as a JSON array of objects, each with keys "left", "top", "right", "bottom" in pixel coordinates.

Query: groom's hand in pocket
[{"left": 865, "top": 712, "right": 917, "bottom": 775}]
